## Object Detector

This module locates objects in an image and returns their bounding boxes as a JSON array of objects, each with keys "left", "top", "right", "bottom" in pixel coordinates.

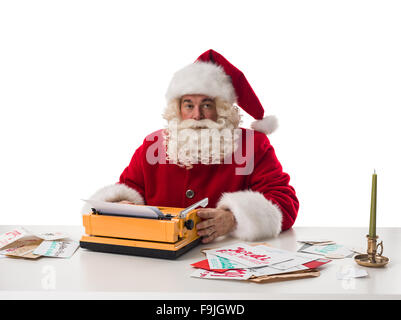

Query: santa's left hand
[{"left": 196, "top": 208, "right": 236, "bottom": 243}]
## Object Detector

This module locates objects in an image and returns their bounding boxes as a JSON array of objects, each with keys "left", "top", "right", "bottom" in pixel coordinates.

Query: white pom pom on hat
[{"left": 250, "top": 115, "right": 279, "bottom": 135}]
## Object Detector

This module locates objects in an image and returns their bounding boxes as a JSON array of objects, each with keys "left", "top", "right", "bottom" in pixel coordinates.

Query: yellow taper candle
[{"left": 369, "top": 170, "right": 377, "bottom": 238}]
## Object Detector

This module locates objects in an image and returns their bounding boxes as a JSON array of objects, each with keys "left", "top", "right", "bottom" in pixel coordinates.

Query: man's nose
[{"left": 192, "top": 105, "right": 203, "bottom": 120}]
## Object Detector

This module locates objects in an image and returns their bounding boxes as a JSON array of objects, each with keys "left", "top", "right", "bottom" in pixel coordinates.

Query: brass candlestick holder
[{"left": 354, "top": 235, "right": 389, "bottom": 267}]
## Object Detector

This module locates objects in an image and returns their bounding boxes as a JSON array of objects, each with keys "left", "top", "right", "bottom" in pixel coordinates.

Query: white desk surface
[{"left": 1, "top": 225, "right": 400, "bottom": 300}]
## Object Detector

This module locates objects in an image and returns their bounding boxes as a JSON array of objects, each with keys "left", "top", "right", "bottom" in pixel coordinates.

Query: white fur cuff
[
  {"left": 216, "top": 190, "right": 282, "bottom": 241},
  {"left": 81, "top": 183, "right": 144, "bottom": 214}
]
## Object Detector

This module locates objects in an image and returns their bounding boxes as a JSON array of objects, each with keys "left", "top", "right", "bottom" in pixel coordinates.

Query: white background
[{"left": 1, "top": 0, "right": 400, "bottom": 228}]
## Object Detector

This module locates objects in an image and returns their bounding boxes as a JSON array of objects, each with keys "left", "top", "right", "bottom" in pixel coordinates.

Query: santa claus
[{"left": 83, "top": 49, "right": 299, "bottom": 243}]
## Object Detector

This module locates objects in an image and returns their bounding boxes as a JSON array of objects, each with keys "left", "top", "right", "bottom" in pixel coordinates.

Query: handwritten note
[
  {"left": 33, "top": 240, "right": 79, "bottom": 258},
  {"left": 204, "top": 243, "right": 292, "bottom": 268}
]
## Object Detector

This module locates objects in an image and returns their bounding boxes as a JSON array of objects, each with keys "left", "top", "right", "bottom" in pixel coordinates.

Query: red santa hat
[{"left": 165, "top": 49, "right": 278, "bottom": 134}]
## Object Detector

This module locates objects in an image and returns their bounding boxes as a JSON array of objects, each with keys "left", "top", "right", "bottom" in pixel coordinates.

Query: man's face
[{"left": 180, "top": 94, "right": 218, "bottom": 122}]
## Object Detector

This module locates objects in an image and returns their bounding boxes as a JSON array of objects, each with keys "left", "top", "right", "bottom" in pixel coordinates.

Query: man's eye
[
  {"left": 202, "top": 104, "right": 211, "bottom": 108},
  {"left": 185, "top": 105, "right": 194, "bottom": 109}
]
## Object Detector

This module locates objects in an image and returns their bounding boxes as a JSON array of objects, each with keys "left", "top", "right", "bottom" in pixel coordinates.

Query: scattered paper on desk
[
  {"left": 297, "top": 239, "right": 335, "bottom": 246},
  {"left": 204, "top": 243, "right": 294, "bottom": 268},
  {"left": 191, "top": 259, "right": 229, "bottom": 273},
  {"left": 249, "top": 258, "right": 331, "bottom": 277},
  {"left": 191, "top": 243, "right": 332, "bottom": 282},
  {"left": 206, "top": 253, "right": 247, "bottom": 270},
  {"left": 33, "top": 231, "right": 69, "bottom": 241},
  {"left": 5, "top": 239, "right": 43, "bottom": 259},
  {"left": 336, "top": 266, "right": 368, "bottom": 280},
  {"left": 191, "top": 268, "right": 253, "bottom": 280},
  {"left": 303, "top": 258, "right": 331, "bottom": 269},
  {"left": 267, "top": 254, "right": 318, "bottom": 270},
  {"left": 33, "top": 240, "right": 79, "bottom": 258},
  {"left": 347, "top": 246, "right": 365, "bottom": 254},
  {"left": 0, "top": 227, "right": 31, "bottom": 250},
  {"left": 0, "top": 238, "right": 40, "bottom": 255},
  {"left": 308, "top": 241, "right": 336, "bottom": 246},
  {"left": 298, "top": 243, "right": 354, "bottom": 258},
  {"left": 251, "top": 264, "right": 304, "bottom": 277},
  {"left": 0, "top": 227, "right": 78, "bottom": 260}
]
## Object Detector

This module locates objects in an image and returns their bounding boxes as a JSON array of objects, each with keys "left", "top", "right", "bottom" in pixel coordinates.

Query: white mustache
[{"left": 177, "top": 118, "right": 228, "bottom": 130}]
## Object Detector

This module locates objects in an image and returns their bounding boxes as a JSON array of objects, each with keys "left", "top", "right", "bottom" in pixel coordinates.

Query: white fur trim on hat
[
  {"left": 250, "top": 115, "right": 278, "bottom": 135},
  {"left": 165, "top": 61, "right": 237, "bottom": 104},
  {"left": 216, "top": 190, "right": 282, "bottom": 241},
  {"left": 80, "top": 183, "right": 144, "bottom": 214}
]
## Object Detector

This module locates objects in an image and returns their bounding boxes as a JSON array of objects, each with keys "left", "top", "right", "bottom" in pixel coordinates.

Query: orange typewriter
[{"left": 80, "top": 198, "right": 207, "bottom": 259}]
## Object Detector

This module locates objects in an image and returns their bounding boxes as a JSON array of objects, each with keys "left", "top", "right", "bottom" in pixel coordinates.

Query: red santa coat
[{"left": 88, "top": 128, "right": 299, "bottom": 241}]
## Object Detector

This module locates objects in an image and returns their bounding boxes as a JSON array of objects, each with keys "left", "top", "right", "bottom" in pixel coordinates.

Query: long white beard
[{"left": 164, "top": 118, "right": 241, "bottom": 169}]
